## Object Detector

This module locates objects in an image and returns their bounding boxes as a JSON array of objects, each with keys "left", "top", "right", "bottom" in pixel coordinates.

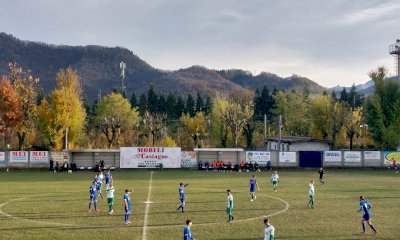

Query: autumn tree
[
  {"left": 37, "top": 67, "right": 87, "bottom": 150},
  {"left": 95, "top": 93, "right": 139, "bottom": 148},
  {"left": 273, "top": 90, "right": 309, "bottom": 136},
  {"left": 210, "top": 94, "right": 230, "bottom": 147},
  {"left": 142, "top": 111, "right": 166, "bottom": 147},
  {"left": 9, "top": 63, "right": 39, "bottom": 150},
  {"left": 218, "top": 89, "right": 254, "bottom": 147},
  {"left": 344, "top": 107, "right": 363, "bottom": 150},
  {"left": 180, "top": 112, "right": 207, "bottom": 148},
  {"left": 0, "top": 76, "right": 23, "bottom": 148},
  {"left": 365, "top": 67, "right": 400, "bottom": 149}
]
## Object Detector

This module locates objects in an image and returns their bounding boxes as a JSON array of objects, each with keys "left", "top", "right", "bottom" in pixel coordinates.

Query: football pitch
[{"left": 0, "top": 169, "right": 399, "bottom": 240}]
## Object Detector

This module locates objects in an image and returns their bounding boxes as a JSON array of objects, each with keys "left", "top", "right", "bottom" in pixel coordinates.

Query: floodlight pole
[{"left": 120, "top": 61, "right": 126, "bottom": 97}]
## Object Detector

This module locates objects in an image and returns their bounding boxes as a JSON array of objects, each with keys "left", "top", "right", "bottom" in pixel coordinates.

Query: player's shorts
[
  {"left": 272, "top": 180, "right": 277, "bottom": 185},
  {"left": 105, "top": 179, "right": 110, "bottom": 185},
  {"left": 107, "top": 197, "right": 114, "bottom": 204},
  {"left": 180, "top": 197, "right": 185, "bottom": 204},
  {"left": 125, "top": 207, "right": 131, "bottom": 214},
  {"left": 226, "top": 207, "right": 233, "bottom": 215},
  {"left": 96, "top": 183, "right": 102, "bottom": 190},
  {"left": 250, "top": 187, "right": 255, "bottom": 193},
  {"left": 90, "top": 194, "right": 97, "bottom": 201},
  {"left": 362, "top": 213, "right": 370, "bottom": 221}
]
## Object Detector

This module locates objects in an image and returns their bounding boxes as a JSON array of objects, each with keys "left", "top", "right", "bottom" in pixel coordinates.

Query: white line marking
[
  {"left": 142, "top": 171, "right": 154, "bottom": 240},
  {"left": 0, "top": 194, "right": 74, "bottom": 226}
]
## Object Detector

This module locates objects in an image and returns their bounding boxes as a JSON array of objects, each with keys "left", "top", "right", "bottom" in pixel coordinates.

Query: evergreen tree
[
  {"left": 349, "top": 84, "right": 357, "bottom": 110},
  {"left": 204, "top": 96, "right": 212, "bottom": 116},
  {"left": 340, "top": 88, "right": 348, "bottom": 103},
  {"left": 253, "top": 88, "right": 262, "bottom": 120},
  {"left": 147, "top": 84, "right": 158, "bottom": 115},
  {"left": 175, "top": 96, "right": 186, "bottom": 118},
  {"left": 195, "top": 92, "right": 204, "bottom": 113},
  {"left": 166, "top": 93, "right": 177, "bottom": 119},
  {"left": 130, "top": 91, "right": 138, "bottom": 108},
  {"left": 365, "top": 66, "right": 400, "bottom": 149},
  {"left": 138, "top": 93, "right": 147, "bottom": 116},
  {"left": 331, "top": 90, "right": 337, "bottom": 101},
  {"left": 158, "top": 94, "right": 167, "bottom": 114},
  {"left": 260, "top": 85, "right": 269, "bottom": 115},
  {"left": 186, "top": 94, "right": 195, "bottom": 117}
]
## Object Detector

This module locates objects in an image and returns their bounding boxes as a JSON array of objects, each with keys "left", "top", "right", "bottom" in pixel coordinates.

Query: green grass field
[{"left": 0, "top": 169, "right": 399, "bottom": 240}]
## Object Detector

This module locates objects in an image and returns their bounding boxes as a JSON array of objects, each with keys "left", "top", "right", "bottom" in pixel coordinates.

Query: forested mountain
[{"left": 0, "top": 32, "right": 326, "bottom": 102}]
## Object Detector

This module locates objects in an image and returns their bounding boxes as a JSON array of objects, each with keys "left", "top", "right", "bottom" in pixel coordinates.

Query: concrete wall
[{"left": 0, "top": 150, "right": 392, "bottom": 169}]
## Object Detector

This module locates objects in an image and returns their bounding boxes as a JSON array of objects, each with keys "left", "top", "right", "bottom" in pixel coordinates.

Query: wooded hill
[{"left": 0, "top": 32, "right": 326, "bottom": 102}]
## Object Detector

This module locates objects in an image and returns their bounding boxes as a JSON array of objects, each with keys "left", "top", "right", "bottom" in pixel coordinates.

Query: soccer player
[
  {"left": 226, "top": 189, "right": 234, "bottom": 222},
  {"left": 177, "top": 182, "right": 189, "bottom": 213},
  {"left": 183, "top": 219, "right": 193, "bottom": 240},
  {"left": 357, "top": 196, "right": 378, "bottom": 235},
  {"left": 123, "top": 189, "right": 132, "bottom": 225},
  {"left": 249, "top": 175, "right": 259, "bottom": 201},
  {"left": 318, "top": 168, "right": 325, "bottom": 184},
  {"left": 307, "top": 180, "right": 315, "bottom": 208},
  {"left": 271, "top": 171, "right": 279, "bottom": 192},
  {"left": 88, "top": 181, "right": 99, "bottom": 212},
  {"left": 104, "top": 169, "right": 113, "bottom": 187},
  {"left": 94, "top": 173, "right": 104, "bottom": 199},
  {"left": 106, "top": 182, "right": 115, "bottom": 214},
  {"left": 264, "top": 218, "right": 275, "bottom": 240}
]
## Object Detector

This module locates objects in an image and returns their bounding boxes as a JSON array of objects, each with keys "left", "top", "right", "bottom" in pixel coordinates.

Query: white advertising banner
[
  {"left": 120, "top": 147, "right": 181, "bottom": 168},
  {"left": 324, "top": 151, "right": 342, "bottom": 162},
  {"left": 181, "top": 151, "right": 197, "bottom": 168},
  {"left": 30, "top": 151, "right": 49, "bottom": 163},
  {"left": 50, "top": 151, "right": 69, "bottom": 163},
  {"left": 246, "top": 151, "right": 271, "bottom": 165},
  {"left": 9, "top": 151, "right": 28, "bottom": 163},
  {"left": 364, "top": 151, "right": 381, "bottom": 160},
  {"left": 344, "top": 151, "right": 361, "bottom": 162},
  {"left": 279, "top": 152, "right": 296, "bottom": 163},
  {"left": 0, "top": 152, "right": 5, "bottom": 163}
]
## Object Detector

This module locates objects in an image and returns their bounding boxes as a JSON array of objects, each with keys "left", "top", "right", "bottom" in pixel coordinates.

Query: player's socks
[
  {"left": 182, "top": 206, "right": 185, "bottom": 213},
  {"left": 94, "top": 202, "right": 97, "bottom": 210},
  {"left": 88, "top": 203, "right": 91, "bottom": 209},
  {"left": 99, "top": 192, "right": 103, "bottom": 199},
  {"left": 369, "top": 224, "right": 377, "bottom": 232},
  {"left": 361, "top": 223, "right": 366, "bottom": 233}
]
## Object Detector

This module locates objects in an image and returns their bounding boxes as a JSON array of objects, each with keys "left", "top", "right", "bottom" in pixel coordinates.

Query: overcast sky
[{"left": 0, "top": 0, "right": 399, "bottom": 87}]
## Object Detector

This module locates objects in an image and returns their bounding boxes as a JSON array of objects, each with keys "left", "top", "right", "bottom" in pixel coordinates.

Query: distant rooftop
[{"left": 267, "top": 136, "right": 332, "bottom": 144}]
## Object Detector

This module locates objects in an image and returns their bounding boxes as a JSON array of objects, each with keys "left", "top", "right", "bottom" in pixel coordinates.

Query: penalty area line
[{"left": 142, "top": 171, "right": 154, "bottom": 240}]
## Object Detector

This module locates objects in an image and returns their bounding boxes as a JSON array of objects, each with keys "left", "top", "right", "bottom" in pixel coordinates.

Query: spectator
[
  {"left": 100, "top": 160, "right": 105, "bottom": 171},
  {"left": 62, "top": 161, "right": 69, "bottom": 172},
  {"left": 227, "top": 161, "right": 232, "bottom": 171},
  {"left": 49, "top": 158, "right": 54, "bottom": 172},
  {"left": 248, "top": 162, "right": 254, "bottom": 172},
  {"left": 71, "top": 160, "right": 77, "bottom": 171},
  {"left": 55, "top": 161, "right": 60, "bottom": 172},
  {"left": 254, "top": 162, "right": 260, "bottom": 172},
  {"left": 205, "top": 161, "right": 210, "bottom": 171},
  {"left": 266, "top": 160, "right": 272, "bottom": 171},
  {"left": 239, "top": 162, "right": 245, "bottom": 172},
  {"left": 198, "top": 161, "right": 203, "bottom": 170}
]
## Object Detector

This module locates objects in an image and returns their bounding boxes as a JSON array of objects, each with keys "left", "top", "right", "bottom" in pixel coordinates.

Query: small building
[{"left": 266, "top": 136, "right": 331, "bottom": 151}]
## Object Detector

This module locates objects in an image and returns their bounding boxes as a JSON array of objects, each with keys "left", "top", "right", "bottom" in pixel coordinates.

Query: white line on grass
[
  {"left": 0, "top": 194, "right": 74, "bottom": 226},
  {"left": 142, "top": 171, "right": 154, "bottom": 240}
]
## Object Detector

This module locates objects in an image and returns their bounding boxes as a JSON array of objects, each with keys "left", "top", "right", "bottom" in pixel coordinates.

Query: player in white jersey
[
  {"left": 307, "top": 180, "right": 315, "bottom": 208},
  {"left": 264, "top": 218, "right": 275, "bottom": 240},
  {"left": 106, "top": 182, "right": 115, "bottom": 214},
  {"left": 271, "top": 171, "right": 279, "bottom": 192}
]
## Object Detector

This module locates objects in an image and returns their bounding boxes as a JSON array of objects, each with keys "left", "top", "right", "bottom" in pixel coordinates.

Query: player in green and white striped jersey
[{"left": 271, "top": 171, "right": 279, "bottom": 192}]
